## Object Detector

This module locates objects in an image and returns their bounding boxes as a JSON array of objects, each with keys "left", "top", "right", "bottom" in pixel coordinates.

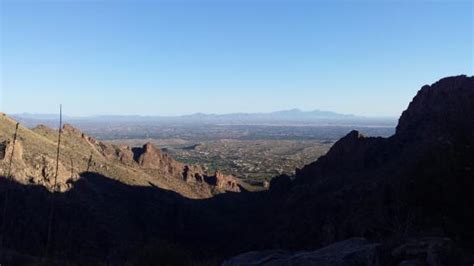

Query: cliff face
[{"left": 135, "top": 142, "right": 186, "bottom": 177}]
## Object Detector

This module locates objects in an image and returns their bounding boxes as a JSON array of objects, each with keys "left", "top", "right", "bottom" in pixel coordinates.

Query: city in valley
[{"left": 14, "top": 114, "right": 396, "bottom": 187}]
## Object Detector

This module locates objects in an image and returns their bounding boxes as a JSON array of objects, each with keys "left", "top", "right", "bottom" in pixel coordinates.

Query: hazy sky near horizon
[{"left": 1, "top": 0, "right": 472, "bottom": 117}]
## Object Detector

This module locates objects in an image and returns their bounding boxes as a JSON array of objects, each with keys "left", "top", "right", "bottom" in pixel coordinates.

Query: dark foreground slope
[
  {"left": 262, "top": 75, "right": 474, "bottom": 241},
  {"left": 0, "top": 172, "right": 258, "bottom": 266},
  {"left": 0, "top": 75, "right": 473, "bottom": 265},
  {"left": 235, "top": 75, "right": 474, "bottom": 264}
]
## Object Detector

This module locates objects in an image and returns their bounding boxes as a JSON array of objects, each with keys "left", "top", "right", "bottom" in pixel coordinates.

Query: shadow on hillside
[{"left": 0, "top": 172, "right": 264, "bottom": 265}]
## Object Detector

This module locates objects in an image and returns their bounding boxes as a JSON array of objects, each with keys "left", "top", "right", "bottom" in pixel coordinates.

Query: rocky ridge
[{"left": 0, "top": 115, "right": 241, "bottom": 197}]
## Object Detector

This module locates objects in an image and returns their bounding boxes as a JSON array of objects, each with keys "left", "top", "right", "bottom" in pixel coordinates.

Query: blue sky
[{"left": 1, "top": 0, "right": 472, "bottom": 117}]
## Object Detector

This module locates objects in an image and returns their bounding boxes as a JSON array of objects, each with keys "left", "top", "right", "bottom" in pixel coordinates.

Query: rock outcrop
[
  {"left": 0, "top": 139, "right": 23, "bottom": 164},
  {"left": 62, "top": 123, "right": 83, "bottom": 135},
  {"left": 133, "top": 142, "right": 241, "bottom": 192},
  {"left": 134, "top": 142, "right": 182, "bottom": 175},
  {"left": 30, "top": 155, "right": 79, "bottom": 192},
  {"left": 116, "top": 145, "right": 135, "bottom": 164},
  {"left": 0, "top": 138, "right": 78, "bottom": 192},
  {"left": 205, "top": 171, "right": 241, "bottom": 192},
  {"left": 396, "top": 75, "right": 474, "bottom": 142}
]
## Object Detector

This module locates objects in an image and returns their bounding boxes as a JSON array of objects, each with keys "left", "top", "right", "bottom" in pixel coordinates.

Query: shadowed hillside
[
  {"left": 0, "top": 171, "right": 259, "bottom": 265},
  {"left": 0, "top": 75, "right": 473, "bottom": 265}
]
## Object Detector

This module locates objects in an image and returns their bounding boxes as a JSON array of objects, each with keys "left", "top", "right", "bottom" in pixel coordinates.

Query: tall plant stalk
[{"left": 44, "top": 105, "right": 62, "bottom": 260}]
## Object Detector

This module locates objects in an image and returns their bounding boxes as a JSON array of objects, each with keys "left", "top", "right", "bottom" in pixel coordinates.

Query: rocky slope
[
  {"left": 0, "top": 113, "right": 241, "bottom": 198},
  {"left": 237, "top": 75, "right": 474, "bottom": 265}
]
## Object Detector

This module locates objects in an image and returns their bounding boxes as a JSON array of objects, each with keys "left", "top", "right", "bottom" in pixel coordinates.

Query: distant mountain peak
[{"left": 274, "top": 108, "right": 303, "bottom": 113}]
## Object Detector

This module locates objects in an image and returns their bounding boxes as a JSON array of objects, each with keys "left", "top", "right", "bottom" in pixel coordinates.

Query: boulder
[
  {"left": 223, "top": 238, "right": 381, "bottom": 266},
  {"left": 392, "top": 238, "right": 454, "bottom": 266}
]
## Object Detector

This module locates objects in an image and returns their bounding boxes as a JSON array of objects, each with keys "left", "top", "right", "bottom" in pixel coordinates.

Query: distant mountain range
[
  {"left": 10, "top": 109, "right": 396, "bottom": 127},
  {"left": 182, "top": 108, "right": 356, "bottom": 120}
]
